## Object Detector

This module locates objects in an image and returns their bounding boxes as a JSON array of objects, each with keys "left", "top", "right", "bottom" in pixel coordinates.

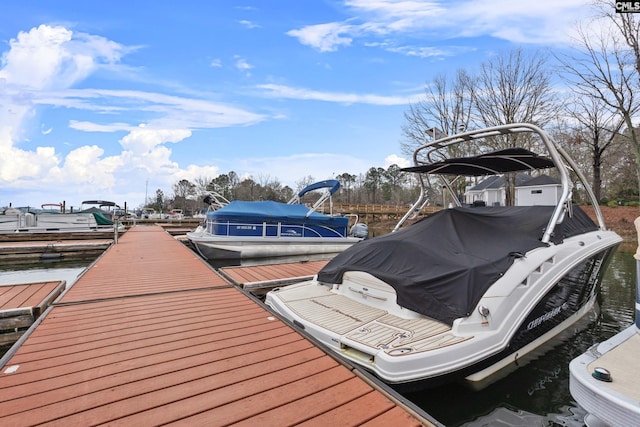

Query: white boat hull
[
  {"left": 266, "top": 229, "right": 621, "bottom": 387},
  {"left": 0, "top": 212, "right": 120, "bottom": 233},
  {"left": 569, "top": 325, "right": 640, "bottom": 427},
  {"left": 187, "top": 231, "right": 361, "bottom": 260}
]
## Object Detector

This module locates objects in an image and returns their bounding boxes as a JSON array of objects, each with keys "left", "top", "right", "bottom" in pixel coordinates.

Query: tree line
[
  {"left": 146, "top": 166, "right": 423, "bottom": 215},
  {"left": 149, "top": 1, "right": 640, "bottom": 214}
]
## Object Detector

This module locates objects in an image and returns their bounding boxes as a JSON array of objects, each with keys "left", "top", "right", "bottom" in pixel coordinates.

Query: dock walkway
[{"left": 0, "top": 225, "right": 436, "bottom": 426}]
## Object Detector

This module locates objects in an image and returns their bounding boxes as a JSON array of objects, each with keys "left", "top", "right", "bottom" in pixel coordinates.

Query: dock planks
[
  {"left": 219, "top": 259, "right": 329, "bottom": 294},
  {"left": 0, "top": 239, "right": 112, "bottom": 264},
  {"left": 0, "top": 225, "right": 436, "bottom": 426},
  {"left": 0, "top": 281, "right": 65, "bottom": 313},
  {"left": 0, "top": 281, "right": 66, "bottom": 346}
]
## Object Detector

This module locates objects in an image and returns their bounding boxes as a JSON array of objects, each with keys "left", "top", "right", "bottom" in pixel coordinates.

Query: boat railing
[{"left": 206, "top": 219, "right": 347, "bottom": 239}]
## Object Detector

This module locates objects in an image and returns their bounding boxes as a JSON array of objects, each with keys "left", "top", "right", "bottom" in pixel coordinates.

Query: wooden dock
[
  {"left": 0, "top": 281, "right": 66, "bottom": 346},
  {"left": 219, "top": 259, "right": 329, "bottom": 295},
  {"left": 0, "top": 238, "right": 112, "bottom": 264},
  {"left": 0, "top": 225, "right": 437, "bottom": 426}
]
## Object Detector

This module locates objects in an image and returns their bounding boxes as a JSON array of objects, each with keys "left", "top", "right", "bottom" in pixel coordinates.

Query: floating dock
[
  {"left": 0, "top": 239, "right": 112, "bottom": 264},
  {"left": 219, "top": 259, "right": 329, "bottom": 294},
  {"left": 0, "top": 225, "right": 437, "bottom": 426},
  {"left": 0, "top": 281, "right": 66, "bottom": 346}
]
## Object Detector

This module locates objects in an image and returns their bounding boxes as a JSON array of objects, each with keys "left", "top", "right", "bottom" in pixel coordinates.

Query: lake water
[{"left": 0, "top": 248, "right": 636, "bottom": 426}]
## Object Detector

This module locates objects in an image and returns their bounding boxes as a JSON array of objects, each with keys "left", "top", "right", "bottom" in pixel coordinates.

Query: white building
[{"left": 465, "top": 174, "right": 562, "bottom": 207}]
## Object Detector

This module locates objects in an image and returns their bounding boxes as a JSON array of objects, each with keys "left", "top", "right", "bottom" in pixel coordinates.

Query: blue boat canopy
[
  {"left": 297, "top": 179, "right": 340, "bottom": 198},
  {"left": 208, "top": 200, "right": 348, "bottom": 227}
]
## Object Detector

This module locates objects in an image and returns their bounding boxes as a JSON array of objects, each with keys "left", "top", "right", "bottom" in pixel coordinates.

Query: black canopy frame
[
  {"left": 401, "top": 147, "right": 555, "bottom": 176},
  {"left": 393, "top": 123, "right": 607, "bottom": 243}
]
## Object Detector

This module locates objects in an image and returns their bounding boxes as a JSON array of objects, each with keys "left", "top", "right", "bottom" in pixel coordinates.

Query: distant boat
[
  {"left": 139, "top": 207, "right": 163, "bottom": 220},
  {"left": 186, "top": 179, "right": 368, "bottom": 260},
  {"left": 265, "top": 123, "right": 621, "bottom": 388},
  {"left": 79, "top": 200, "right": 121, "bottom": 221},
  {"left": 568, "top": 217, "right": 640, "bottom": 427},
  {"left": 0, "top": 201, "right": 121, "bottom": 234}
]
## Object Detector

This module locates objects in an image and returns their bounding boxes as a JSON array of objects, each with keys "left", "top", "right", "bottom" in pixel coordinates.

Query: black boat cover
[{"left": 317, "top": 205, "right": 598, "bottom": 325}]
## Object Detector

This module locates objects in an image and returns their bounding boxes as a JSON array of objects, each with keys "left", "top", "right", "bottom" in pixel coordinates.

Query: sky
[{"left": 0, "top": 0, "right": 605, "bottom": 209}]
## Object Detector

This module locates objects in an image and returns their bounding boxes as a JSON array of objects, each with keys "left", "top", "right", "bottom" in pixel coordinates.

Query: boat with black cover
[{"left": 265, "top": 123, "right": 622, "bottom": 388}]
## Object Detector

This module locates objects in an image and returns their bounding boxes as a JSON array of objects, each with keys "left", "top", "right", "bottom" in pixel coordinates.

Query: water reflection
[
  {"left": 402, "top": 249, "right": 636, "bottom": 427},
  {"left": 0, "top": 260, "right": 88, "bottom": 287}
]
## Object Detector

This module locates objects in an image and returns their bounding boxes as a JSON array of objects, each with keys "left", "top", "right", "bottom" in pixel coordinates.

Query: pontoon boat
[{"left": 187, "top": 180, "right": 367, "bottom": 260}]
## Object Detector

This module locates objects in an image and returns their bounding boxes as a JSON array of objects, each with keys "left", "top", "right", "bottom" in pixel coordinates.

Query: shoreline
[{"left": 368, "top": 205, "right": 640, "bottom": 250}]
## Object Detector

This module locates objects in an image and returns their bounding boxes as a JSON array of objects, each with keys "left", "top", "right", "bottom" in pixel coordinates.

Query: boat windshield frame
[{"left": 394, "top": 123, "right": 606, "bottom": 243}]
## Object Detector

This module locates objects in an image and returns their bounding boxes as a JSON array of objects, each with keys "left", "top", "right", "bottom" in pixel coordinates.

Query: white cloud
[
  {"left": 0, "top": 143, "right": 59, "bottom": 182},
  {"left": 69, "top": 120, "right": 134, "bottom": 132},
  {"left": 0, "top": 25, "right": 129, "bottom": 188},
  {"left": 238, "top": 20, "right": 260, "bottom": 29},
  {"left": 234, "top": 55, "right": 253, "bottom": 75},
  {"left": 257, "top": 83, "right": 417, "bottom": 106},
  {"left": 174, "top": 164, "right": 221, "bottom": 183},
  {"left": 55, "top": 145, "right": 119, "bottom": 187},
  {"left": 119, "top": 126, "right": 192, "bottom": 154},
  {"left": 384, "top": 154, "right": 410, "bottom": 168},
  {"left": 287, "top": 22, "right": 353, "bottom": 52},
  {"left": 0, "top": 24, "right": 266, "bottom": 207},
  {"left": 0, "top": 25, "right": 129, "bottom": 90},
  {"left": 287, "top": 0, "right": 598, "bottom": 53}
]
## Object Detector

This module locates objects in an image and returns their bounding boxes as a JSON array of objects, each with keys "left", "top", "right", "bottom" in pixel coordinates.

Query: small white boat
[
  {"left": 79, "top": 200, "right": 121, "bottom": 221},
  {"left": 568, "top": 217, "right": 640, "bottom": 427},
  {"left": 0, "top": 203, "right": 121, "bottom": 234},
  {"left": 265, "top": 123, "right": 622, "bottom": 388},
  {"left": 166, "top": 209, "right": 184, "bottom": 220},
  {"left": 186, "top": 180, "right": 367, "bottom": 260}
]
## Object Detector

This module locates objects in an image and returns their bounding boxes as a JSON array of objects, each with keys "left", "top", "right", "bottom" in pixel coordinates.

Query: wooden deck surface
[
  {"left": 219, "top": 259, "right": 329, "bottom": 293},
  {"left": 0, "top": 239, "right": 112, "bottom": 264},
  {"left": 0, "top": 281, "right": 65, "bottom": 313},
  {"left": 0, "top": 225, "right": 436, "bottom": 426}
]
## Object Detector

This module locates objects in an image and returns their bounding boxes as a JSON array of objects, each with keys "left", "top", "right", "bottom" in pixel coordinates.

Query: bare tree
[
  {"left": 172, "top": 179, "right": 196, "bottom": 211},
  {"left": 294, "top": 175, "right": 316, "bottom": 193},
  {"left": 401, "top": 69, "right": 474, "bottom": 157},
  {"left": 335, "top": 172, "right": 356, "bottom": 203},
  {"left": 558, "top": 16, "right": 640, "bottom": 199},
  {"left": 472, "top": 48, "right": 560, "bottom": 205},
  {"left": 564, "top": 94, "right": 625, "bottom": 202},
  {"left": 364, "top": 167, "right": 385, "bottom": 203},
  {"left": 598, "top": 1, "right": 640, "bottom": 200},
  {"left": 472, "top": 48, "right": 559, "bottom": 137},
  {"left": 401, "top": 48, "right": 560, "bottom": 206}
]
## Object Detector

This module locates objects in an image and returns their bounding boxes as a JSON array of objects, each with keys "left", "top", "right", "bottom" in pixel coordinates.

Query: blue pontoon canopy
[{"left": 297, "top": 179, "right": 340, "bottom": 197}]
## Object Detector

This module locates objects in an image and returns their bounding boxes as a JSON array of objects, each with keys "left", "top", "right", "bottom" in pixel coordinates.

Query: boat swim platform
[
  {"left": 0, "top": 281, "right": 66, "bottom": 346},
  {"left": 0, "top": 225, "right": 437, "bottom": 426}
]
